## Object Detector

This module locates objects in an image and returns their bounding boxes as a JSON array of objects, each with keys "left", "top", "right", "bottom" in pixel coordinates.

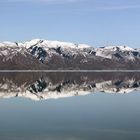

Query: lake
[{"left": 0, "top": 72, "right": 140, "bottom": 140}]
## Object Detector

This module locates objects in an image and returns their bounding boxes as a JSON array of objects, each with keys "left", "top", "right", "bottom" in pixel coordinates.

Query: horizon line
[{"left": 0, "top": 70, "right": 140, "bottom": 72}]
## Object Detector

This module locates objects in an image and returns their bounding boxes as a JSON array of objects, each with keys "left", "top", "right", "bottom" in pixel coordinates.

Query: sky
[{"left": 0, "top": 0, "right": 140, "bottom": 47}]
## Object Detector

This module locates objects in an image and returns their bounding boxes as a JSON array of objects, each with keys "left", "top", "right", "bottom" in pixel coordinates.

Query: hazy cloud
[
  {"left": 0, "top": 0, "right": 80, "bottom": 4},
  {"left": 1, "top": 0, "right": 140, "bottom": 11},
  {"left": 101, "top": 5, "right": 140, "bottom": 10}
]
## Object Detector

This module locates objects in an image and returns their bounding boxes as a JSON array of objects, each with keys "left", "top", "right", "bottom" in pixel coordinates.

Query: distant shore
[{"left": 0, "top": 70, "right": 140, "bottom": 72}]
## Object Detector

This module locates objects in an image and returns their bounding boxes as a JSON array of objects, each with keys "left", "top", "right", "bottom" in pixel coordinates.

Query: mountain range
[{"left": 0, "top": 39, "right": 140, "bottom": 70}]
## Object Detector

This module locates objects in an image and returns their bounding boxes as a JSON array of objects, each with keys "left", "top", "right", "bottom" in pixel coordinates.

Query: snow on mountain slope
[
  {"left": 95, "top": 46, "right": 139, "bottom": 61},
  {"left": 0, "top": 39, "right": 139, "bottom": 61},
  {"left": 22, "top": 39, "right": 95, "bottom": 63},
  {"left": 0, "top": 39, "right": 140, "bottom": 70},
  {"left": 20, "top": 39, "right": 140, "bottom": 62},
  {"left": 23, "top": 39, "right": 91, "bottom": 49}
]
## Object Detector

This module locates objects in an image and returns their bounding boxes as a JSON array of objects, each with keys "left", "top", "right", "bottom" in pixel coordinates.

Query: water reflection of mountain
[{"left": 0, "top": 72, "right": 140, "bottom": 101}]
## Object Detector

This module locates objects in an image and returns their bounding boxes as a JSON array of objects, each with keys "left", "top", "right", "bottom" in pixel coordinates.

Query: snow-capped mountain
[
  {"left": 0, "top": 72, "right": 139, "bottom": 101},
  {"left": 0, "top": 39, "right": 140, "bottom": 69}
]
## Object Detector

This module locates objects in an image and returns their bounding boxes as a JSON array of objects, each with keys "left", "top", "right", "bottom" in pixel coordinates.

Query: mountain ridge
[{"left": 0, "top": 39, "right": 140, "bottom": 70}]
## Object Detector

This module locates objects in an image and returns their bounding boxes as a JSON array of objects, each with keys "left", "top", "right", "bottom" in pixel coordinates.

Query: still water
[{"left": 0, "top": 72, "right": 140, "bottom": 140}]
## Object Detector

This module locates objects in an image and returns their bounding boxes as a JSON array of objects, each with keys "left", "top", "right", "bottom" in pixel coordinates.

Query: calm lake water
[{"left": 0, "top": 72, "right": 140, "bottom": 140}]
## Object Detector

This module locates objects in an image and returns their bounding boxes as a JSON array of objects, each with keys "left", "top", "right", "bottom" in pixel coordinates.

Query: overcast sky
[{"left": 0, "top": 0, "right": 140, "bottom": 47}]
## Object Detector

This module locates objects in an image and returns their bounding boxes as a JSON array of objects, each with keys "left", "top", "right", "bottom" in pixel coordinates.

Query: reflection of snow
[{"left": 0, "top": 77, "right": 139, "bottom": 101}]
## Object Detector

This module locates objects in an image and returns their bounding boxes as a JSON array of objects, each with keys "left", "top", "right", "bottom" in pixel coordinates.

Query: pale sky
[{"left": 0, "top": 0, "right": 140, "bottom": 47}]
